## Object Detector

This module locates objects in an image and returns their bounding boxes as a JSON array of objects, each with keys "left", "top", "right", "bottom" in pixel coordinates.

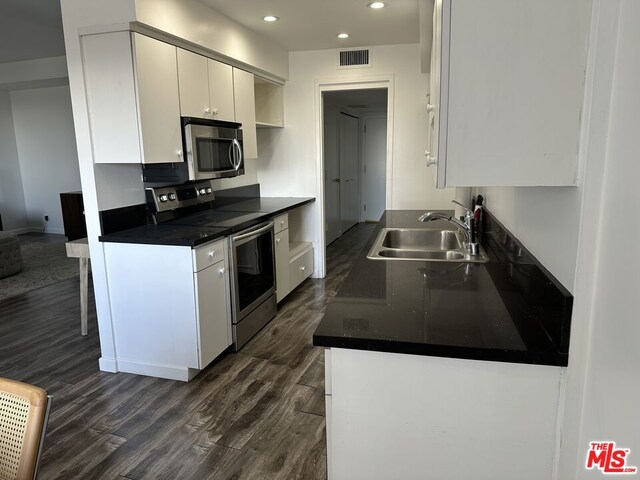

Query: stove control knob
[
  {"left": 206, "top": 188, "right": 212, "bottom": 194},
  {"left": 159, "top": 194, "right": 168, "bottom": 203},
  {"left": 168, "top": 193, "right": 177, "bottom": 201},
  {"left": 199, "top": 188, "right": 207, "bottom": 195}
]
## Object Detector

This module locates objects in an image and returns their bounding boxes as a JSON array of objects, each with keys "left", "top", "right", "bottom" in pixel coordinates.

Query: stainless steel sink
[
  {"left": 381, "top": 229, "right": 461, "bottom": 250},
  {"left": 367, "top": 228, "right": 489, "bottom": 263}
]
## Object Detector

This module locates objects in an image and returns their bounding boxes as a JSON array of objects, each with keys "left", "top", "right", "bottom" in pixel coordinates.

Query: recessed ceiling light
[
  {"left": 368, "top": 2, "right": 386, "bottom": 8},
  {"left": 263, "top": 15, "right": 279, "bottom": 22},
  {"left": 337, "top": 33, "right": 350, "bottom": 39}
]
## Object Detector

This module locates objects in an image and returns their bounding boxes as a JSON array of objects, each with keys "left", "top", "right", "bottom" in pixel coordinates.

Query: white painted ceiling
[
  {"left": 0, "top": 0, "right": 66, "bottom": 64},
  {"left": 0, "top": 0, "right": 418, "bottom": 63},
  {"left": 199, "top": 0, "right": 419, "bottom": 51},
  {"left": 325, "top": 88, "right": 388, "bottom": 111}
]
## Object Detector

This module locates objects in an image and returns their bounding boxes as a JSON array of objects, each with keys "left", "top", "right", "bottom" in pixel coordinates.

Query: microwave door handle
[
  {"left": 232, "top": 139, "right": 242, "bottom": 171},
  {"left": 228, "top": 141, "right": 235, "bottom": 170}
]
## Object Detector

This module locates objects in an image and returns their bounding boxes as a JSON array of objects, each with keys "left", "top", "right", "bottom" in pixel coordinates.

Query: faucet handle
[{"left": 451, "top": 200, "right": 473, "bottom": 216}]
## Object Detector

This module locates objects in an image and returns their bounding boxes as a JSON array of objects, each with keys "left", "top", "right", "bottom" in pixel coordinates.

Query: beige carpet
[{"left": 0, "top": 236, "right": 80, "bottom": 302}]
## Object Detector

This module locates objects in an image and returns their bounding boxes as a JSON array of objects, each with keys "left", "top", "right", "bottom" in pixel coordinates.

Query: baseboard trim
[
  {"left": 1, "top": 226, "right": 66, "bottom": 235},
  {"left": 98, "top": 356, "right": 118, "bottom": 372},
  {"left": 2, "top": 227, "right": 40, "bottom": 235},
  {"left": 117, "top": 359, "right": 199, "bottom": 382}
]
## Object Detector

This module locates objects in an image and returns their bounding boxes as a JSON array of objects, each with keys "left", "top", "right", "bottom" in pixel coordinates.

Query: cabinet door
[
  {"left": 275, "top": 229, "right": 290, "bottom": 302},
  {"left": 208, "top": 59, "right": 235, "bottom": 122},
  {"left": 195, "top": 261, "right": 231, "bottom": 368},
  {"left": 177, "top": 48, "right": 211, "bottom": 119},
  {"left": 428, "top": 0, "right": 447, "bottom": 188},
  {"left": 233, "top": 68, "right": 258, "bottom": 159},
  {"left": 431, "top": 0, "right": 589, "bottom": 187},
  {"left": 132, "top": 33, "right": 182, "bottom": 164}
]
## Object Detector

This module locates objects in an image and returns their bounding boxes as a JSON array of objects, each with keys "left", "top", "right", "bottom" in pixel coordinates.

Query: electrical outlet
[{"left": 44, "top": 215, "right": 49, "bottom": 221}]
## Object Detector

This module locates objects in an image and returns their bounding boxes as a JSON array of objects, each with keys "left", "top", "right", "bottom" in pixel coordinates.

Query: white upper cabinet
[
  {"left": 176, "top": 49, "right": 236, "bottom": 122},
  {"left": 177, "top": 48, "right": 210, "bottom": 119},
  {"left": 133, "top": 33, "right": 182, "bottom": 165},
  {"left": 429, "top": 0, "right": 591, "bottom": 187},
  {"left": 233, "top": 68, "right": 258, "bottom": 159},
  {"left": 83, "top": 32, "right": 182, "bottom": 164},
  {"left": 83, "top": 31, "right": 265, "bottom": 165},
  {"left": 208, "top": 59, "right": 235, "bottom": 122}
]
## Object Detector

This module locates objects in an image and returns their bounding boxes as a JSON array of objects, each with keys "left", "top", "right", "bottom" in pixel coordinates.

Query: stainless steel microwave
[{"left": 142, "top": 117, "right": 244, "bottom": 184}]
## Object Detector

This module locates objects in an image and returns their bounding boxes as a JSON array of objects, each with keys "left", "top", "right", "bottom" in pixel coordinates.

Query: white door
[
  {"left": 339, "top": 113, "right": 359, "bottom": 233},
  {"left": 362, "top": 116, "right": 387, "bottom": 222},
  {"left": 324, "top": 103, "right": 341, "bottom": 245}
]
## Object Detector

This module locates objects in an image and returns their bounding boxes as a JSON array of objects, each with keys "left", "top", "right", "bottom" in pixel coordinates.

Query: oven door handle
[{"left": 232, "top": 221, "right": 274, "bottom": 243}]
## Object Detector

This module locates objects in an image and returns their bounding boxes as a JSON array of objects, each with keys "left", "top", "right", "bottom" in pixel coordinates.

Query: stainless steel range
[{"left": 146, "top": 180, "right": 277, "bottom": 351}]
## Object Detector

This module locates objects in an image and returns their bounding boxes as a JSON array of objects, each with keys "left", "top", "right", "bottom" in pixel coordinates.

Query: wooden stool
[{"left": 65, "top": 238, "right": 90, "bottom": 335}]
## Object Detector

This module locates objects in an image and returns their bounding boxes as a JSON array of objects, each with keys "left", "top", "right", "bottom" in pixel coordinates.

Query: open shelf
[{"left": 254, "top": 76, "right": 284, "bottom": 128}]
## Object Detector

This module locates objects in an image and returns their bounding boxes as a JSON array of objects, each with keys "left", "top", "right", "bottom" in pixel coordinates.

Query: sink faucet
[{"left": 419, "top": 200, "right": 480, "bottom": 255}]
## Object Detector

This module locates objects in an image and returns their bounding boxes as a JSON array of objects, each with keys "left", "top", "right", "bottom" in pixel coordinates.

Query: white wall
[
  {"left": 257, "top": 44, "right": 456, "bottom": 275},
  {"left": 10, "top": 86, "right": 82, "bottom": 234},
  {"left": 0, "top": 90, "right": 28, "bottom": 231},
  {"left": 474, "top": 186, "right": 581, "bottom": 292},
  {"left": 558, "top": 1, "right": 640, "bottom": 477}
]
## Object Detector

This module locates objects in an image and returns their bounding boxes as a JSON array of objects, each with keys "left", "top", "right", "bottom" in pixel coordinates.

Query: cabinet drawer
[
  {"left": 289, "top": 246, "right": 313, "bottom": 292},
  {"left": 274, "top": 213, "right": 288, "bottom": 234},
  {"left": 193, "top": 238, "right": 226, "bottom": 272}
]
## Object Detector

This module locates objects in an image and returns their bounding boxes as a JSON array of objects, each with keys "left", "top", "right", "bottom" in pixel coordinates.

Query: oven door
[
  {"left": 230, "top": 221, "right": 276, "bottom": 322},
  {"left": 185, "top": 124, "right": 244, "bottom": 180}
]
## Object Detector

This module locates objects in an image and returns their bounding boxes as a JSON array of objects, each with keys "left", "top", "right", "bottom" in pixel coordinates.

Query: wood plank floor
[{"left": 0, "top": 223, "right": 375, "bottom": 480}]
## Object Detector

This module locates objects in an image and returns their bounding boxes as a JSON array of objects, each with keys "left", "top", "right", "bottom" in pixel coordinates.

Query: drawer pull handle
[
  {"left": 219, "top": 267, "right": 225, "bottom": 276},
  {"left": 208, "top": 251, "right": 215, "bottom": 258},
  {"left": 276, "top": 238, "right": 280, "bottom": 244},
  {"left": 300, "top": 266, "right": 305, "bottom": 271}
]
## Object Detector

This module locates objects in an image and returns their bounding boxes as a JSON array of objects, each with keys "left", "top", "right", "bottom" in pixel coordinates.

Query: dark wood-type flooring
[{"left": 0, "top": 223, "right": 375, "bottom": 480}]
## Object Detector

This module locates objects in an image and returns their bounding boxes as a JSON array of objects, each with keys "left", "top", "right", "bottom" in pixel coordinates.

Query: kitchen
[{"left": 2, "top": 0, "right": 640, "bottom": 478}]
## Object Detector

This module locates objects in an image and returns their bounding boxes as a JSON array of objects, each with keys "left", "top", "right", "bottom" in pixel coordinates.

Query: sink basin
[
  {"left": 367, "top": 228, "right": 489, "bottom": 263},
  {"left": 381, "top": 229, "right": 461, "bottom": 250},
  {"left": 378, "top": 250, "right": 465, "bottom": 260}
]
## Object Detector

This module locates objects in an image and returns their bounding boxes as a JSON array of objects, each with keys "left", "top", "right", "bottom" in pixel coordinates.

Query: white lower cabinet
[
  {"left": 194, "top": 251, "right": 231, "bottom": 368},
  {"left": 325, "top": 348, "right": 564, "bottom": 480},
  {"left": 289, "top": 244, "right": 313, "bottom": 292},
  {"left": 274, "top": 228, "right": 290, "bottom": 303},
  {"left": 272, "top": 212, "right": 314, "bottom": 302},
  {"left": 104, "top": 238, "right": 231, "bottom": 381}
]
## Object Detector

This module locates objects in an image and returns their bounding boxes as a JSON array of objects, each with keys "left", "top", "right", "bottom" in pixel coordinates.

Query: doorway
[{"left": 323, "top": 88, "right": 388, "bottom": 247}]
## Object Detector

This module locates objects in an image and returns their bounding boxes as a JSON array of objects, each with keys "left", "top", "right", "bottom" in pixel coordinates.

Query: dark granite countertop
[
  {"left": 99, "top": 196, "right": 314, "bottom": 246},
  {"left": 312, "top": 210, "right": 573, "bottom": 367},
  {"left": 212, "top": 197, "right": 315, "bottom": 216},
  {"left": 98, "top": 224, "right": 229, "bottom": 247}
]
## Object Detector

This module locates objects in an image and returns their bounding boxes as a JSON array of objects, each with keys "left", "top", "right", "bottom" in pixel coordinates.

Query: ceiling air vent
[{"left": 338, "top": 49, "right": 371, "bottom": 69}]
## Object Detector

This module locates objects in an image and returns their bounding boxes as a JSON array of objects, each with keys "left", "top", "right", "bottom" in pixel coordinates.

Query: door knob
[
  {"left": 427, "top": 103, "right": 435, "bottom": 112},
  {"left": 426, "top": 155, "right": 437, "bottom": 166}
]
